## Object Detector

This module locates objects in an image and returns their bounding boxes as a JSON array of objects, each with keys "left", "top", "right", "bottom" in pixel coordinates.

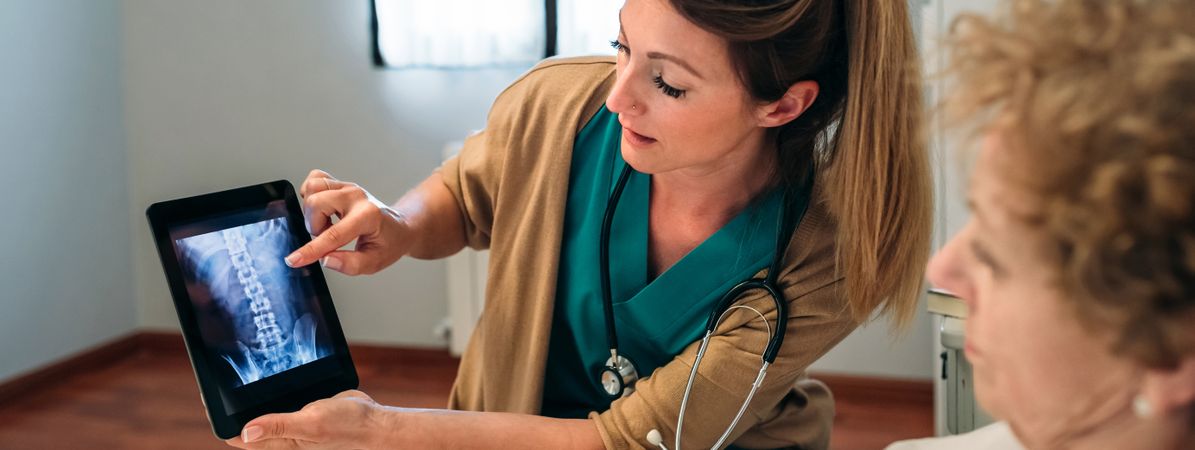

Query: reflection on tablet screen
[{"left": 174, "top": 215, "right": 333, "bottom": 387}]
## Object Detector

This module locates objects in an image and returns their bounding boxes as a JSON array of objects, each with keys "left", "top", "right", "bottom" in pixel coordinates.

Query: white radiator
[
  {"left": 443, "top": 141, "right": 488, "bottom": 356},
  {"left": 445, "top": 248, "right": 487, "bottom": 356}
]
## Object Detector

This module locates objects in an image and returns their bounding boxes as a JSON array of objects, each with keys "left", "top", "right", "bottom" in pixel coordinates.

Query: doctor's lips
[{"left": 622, "top": 125, "right": 657, "bottom": 146}]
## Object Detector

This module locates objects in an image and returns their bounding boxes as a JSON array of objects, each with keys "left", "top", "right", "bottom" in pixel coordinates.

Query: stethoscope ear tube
[
  {"left": 675, "top": 320, "right": 774, "bottom": 449},
  {"left": 703, "top": 280, "right": 788, "bottom": 364},
  {"left": 760, "top": 283, "right": 787, "bottom": 364}
]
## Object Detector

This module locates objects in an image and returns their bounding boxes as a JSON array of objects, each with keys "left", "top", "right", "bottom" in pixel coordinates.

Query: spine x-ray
[{"left": 176, "top": 218, "right": 332, "bottom": 387}]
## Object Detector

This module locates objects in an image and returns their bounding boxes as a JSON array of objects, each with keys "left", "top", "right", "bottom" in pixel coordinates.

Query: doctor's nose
[{"left": 606, "top": 68, "right": 646, "bottom": 117}]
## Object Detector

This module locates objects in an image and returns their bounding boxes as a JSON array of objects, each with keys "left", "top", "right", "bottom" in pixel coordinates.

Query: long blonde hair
[{"left": 670, "top": 0, "right": 933, "bottom": 329}]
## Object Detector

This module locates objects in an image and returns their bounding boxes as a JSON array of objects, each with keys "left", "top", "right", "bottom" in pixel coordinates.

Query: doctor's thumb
[
  {"left": 241, "top": 415, "right": 288, "bottom": 443},
  {"left": 321, "top": 250, "right": 387, "bottom": 276}
]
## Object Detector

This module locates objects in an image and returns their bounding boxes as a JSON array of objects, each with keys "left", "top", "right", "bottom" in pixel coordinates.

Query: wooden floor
[{"left": 0, "top": 341, "right": 931, "bottom": 450}]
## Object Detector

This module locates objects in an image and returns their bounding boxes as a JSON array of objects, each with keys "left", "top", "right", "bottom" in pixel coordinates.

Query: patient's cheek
[{"left": 970, "top": 366, "right": 1004, "bottom": 418}]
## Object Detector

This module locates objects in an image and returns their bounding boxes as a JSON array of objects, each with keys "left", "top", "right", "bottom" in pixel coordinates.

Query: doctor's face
[
  {"left": 926, "top": 134, "right": 1140, "bottom": 447},
  {"left": 606, "top": 0, "right": 771, "bottom": 178}
]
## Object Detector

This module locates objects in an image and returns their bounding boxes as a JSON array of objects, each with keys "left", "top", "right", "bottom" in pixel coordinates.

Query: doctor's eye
[
  {"left": 610, "top": 40, "right": 627, "bottom": 54},
  {"left": 653, "top": 75, "right": 686, "bottom": 99}
]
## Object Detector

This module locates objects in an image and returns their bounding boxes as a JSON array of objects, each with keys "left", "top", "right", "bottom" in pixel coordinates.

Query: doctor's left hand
[{"left": 225, "top": 390, "right": 384, "bottom": 450}]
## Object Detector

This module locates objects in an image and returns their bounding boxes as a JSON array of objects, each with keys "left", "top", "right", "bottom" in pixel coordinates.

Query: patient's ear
[{"left": 1142, "top": 356, "right": 1195, "bottom": 415}]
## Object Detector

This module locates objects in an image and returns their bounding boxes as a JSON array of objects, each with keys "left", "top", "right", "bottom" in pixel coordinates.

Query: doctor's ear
[{"left": 755, "top": 80, "right": 819, "bottom": 128}]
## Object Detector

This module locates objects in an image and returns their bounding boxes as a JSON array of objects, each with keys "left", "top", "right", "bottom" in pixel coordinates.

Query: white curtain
[
  {"left": 376, "top": 0, "right": 545, "bottom": 68},
  {"left": 556, "top": 0, "right": 621, "bottom": 57},
  {"left": 376, "top": 0, "right": 622, "bottom": 68}
]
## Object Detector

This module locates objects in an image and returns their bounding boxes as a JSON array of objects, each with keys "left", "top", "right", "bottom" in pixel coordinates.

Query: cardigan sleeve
[
  {"left": 436, "top": 57, "right": 616, "bottom": 251},
  {"left": 588, "top": 201, "right": 859, "bottom": 450},
  {"left": 441, "top": 56, "right": 617, "bottom": 414},
  {"left": 435, "top": 95, "right": 516, "bottom": 251}
]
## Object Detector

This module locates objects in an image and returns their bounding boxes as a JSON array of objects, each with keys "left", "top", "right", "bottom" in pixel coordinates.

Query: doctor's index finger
[
  {"left": 298, "top": 169, "right": 340, "bottom": 198},
  {"left": 285, "top": 217, "right": 363, "bottom": 268},
  {"left": 301, "top": 188, "right": 352, "bottom": 237}
]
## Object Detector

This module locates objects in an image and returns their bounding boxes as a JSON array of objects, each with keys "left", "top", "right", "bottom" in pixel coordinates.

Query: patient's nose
[{"left": 927, "top": 233, "right": 970, "bottom": 300}]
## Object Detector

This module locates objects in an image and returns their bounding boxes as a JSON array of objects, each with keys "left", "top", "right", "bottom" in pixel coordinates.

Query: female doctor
[{"left": 228, "top": 0, "right": 931, "bottom": 448}]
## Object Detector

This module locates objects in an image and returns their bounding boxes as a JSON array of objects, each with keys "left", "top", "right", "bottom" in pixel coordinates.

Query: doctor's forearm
[
  {"left": 367, "top": 407, "right": 605, "bottom": 450},
  {"left": 392, "top": 172, "right": 468, "bottom": 260}
]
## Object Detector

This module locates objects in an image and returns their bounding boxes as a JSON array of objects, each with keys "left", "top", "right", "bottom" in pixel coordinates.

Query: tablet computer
[{"left": 146, "top": 180, "right": 357, "bottom": 440}]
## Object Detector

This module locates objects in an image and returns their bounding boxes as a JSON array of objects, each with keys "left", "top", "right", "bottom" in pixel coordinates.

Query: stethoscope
[{"left": 597, "top": 163, "right": 814, "bottom": 450}]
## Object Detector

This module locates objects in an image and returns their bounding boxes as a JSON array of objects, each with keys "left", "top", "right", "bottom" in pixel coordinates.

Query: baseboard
[
  {"left": 130, "top": 330, "right": 459, "bottom": 366},
  {"left": 136, "top": 330, "right": 187, "bottom": 354},
  {"left": 0, "top": 331, "right": 927, "bottom": 406},
  {"left": 811, "top": 372, "right": 934, "bottom": 405},
  {"left": 0, "top": 332, "right": 144, "bottom": 406},
  {"left": 0, "top": 331, "right": 460, "bottom": 406}
]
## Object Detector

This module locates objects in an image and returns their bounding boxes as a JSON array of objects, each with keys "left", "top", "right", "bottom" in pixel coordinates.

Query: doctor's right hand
[{"left": 285, "top": 169, "right": 412, "bottom": 275}]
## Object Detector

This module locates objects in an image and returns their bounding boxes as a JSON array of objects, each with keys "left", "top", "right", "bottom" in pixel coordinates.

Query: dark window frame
[{"left": 370, "top": 0, "right": 561, "bottom": 69}]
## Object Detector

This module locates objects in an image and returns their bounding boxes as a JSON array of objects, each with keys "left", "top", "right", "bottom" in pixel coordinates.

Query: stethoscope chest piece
[{"left": 600, "top": 354, "right": 639, "bottom": 398}]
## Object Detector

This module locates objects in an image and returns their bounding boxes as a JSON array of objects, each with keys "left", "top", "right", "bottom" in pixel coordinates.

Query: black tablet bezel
[{"left": 146, "top": 180, "right": 357, "bottom": 440}]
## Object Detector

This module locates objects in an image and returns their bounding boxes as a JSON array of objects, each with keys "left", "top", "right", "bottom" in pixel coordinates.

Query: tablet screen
[{"left": 169, "top": 200, "right": 335, "bottom": 394}]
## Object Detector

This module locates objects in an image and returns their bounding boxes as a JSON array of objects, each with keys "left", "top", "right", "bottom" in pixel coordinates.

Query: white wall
[
  {"left": 0, "top": 0, "right": 135, "bottom": 382},
  {"left": 122, "top": 0, "right": 956, "bottom": 377},
  {"left": 808, "top": 307, "right": 934, "bottom": 379},
  {"left": 804, "top": 0, "right": 940, "bottom": 380},
  {"left": 922, "top": 0, "right": 1002, "bottom": 432},
  {"left": 0, "top": 0, "right": 1005, "bottom": 392},
  {"left": 123, "top": 0, "right": 529, "bottom": 346}
]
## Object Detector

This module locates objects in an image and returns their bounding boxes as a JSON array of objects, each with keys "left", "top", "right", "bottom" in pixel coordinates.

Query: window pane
[
  {"left": 376, "top": 0, "right": 545, "bottom": 68},
  {"left": 556, "top": 0, "right": 621, "bottom": 57}
]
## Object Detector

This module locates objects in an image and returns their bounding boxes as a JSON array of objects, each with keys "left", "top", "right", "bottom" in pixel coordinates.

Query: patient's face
[
  {"left": 926, "top": 134, "right": 1138, "bottom": 446},
  {"left": 606, "top": 0, "right": 772, "bottom": 178}
]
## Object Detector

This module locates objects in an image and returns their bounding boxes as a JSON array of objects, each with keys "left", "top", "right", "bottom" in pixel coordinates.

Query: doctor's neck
[{"left": 650, "top": 138, "right": 780, "bottom": 224}]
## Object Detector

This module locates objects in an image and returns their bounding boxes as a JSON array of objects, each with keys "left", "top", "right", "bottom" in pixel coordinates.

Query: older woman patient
[{"left": 890, "top": 0, "right": 1195, "bottom": 449}]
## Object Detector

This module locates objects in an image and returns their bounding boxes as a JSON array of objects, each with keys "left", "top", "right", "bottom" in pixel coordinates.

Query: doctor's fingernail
[
  {"left": 242, "top": 426, "right": 263, "bottom": 443},
  {"left": 323, "top": 256, "right": 343, "bottom": 271},
  {"left": 284, "top": 252, "right": 300, "bottom": 267}
]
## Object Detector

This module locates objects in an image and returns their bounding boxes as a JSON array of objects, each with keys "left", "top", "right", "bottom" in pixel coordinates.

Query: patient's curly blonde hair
[{"left": 947, "top": 0, "right": 1195, "bottom": 369}]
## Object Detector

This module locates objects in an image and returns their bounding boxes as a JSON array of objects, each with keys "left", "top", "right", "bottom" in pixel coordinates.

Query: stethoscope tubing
[
  {"left": 597, "top": 161, "right": 816, "bottom": 450},
  {"left": 599, "top": 163, "right": 635, "bottom": 358},
  {"left": 601, "top": 163, "right": 811, "bottom": 369}
]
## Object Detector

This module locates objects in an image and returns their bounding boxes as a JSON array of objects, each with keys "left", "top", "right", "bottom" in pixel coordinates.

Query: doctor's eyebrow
[
  {"left": 648, "top": 51, "right": 704, "bottom": 80},
  {"left": 616, "top": 10, "right": 706, "bottom": 81}
]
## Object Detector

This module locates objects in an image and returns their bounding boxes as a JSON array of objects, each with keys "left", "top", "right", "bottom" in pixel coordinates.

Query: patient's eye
[{"left": 970, "top": 240, "right": 1005, "bottom": 278}]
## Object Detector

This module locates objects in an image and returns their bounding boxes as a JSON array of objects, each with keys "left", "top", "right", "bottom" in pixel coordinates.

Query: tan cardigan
[{"left": 438, "top": 56, "right": 858, "bottom": 450}]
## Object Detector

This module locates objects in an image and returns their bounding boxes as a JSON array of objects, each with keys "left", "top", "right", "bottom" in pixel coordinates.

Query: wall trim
[
  {"left": 0, "top": 333, "right": 142, "bottom": 406},
  {"left": 0, "top": 331, "right": 929, "bottom": 406},
  {"left": 812, "top": 372, "right": 934, "bottom": 405}
]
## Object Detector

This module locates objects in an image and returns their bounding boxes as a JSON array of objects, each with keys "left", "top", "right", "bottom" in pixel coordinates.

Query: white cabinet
[{"left": 939, "top": 316, "right": 997, "bottom": 433}]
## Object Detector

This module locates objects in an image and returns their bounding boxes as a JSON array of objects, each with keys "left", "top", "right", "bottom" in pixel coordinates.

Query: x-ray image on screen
[{"left": 175, "top": 217, "right": 333, "bottom": 387}]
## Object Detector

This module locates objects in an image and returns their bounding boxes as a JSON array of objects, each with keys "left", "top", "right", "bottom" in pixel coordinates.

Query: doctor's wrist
[
  {"left": 358, "top": 403, "right": 400, "bottom": 449},
  {"left": 363, "top": 405, "right": 431, "bottom": 449}
]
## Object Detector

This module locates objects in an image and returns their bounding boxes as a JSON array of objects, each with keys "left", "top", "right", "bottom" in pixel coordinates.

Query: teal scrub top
[{"left": 540, "top": 106, "right": 784, "bottom": 419}]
